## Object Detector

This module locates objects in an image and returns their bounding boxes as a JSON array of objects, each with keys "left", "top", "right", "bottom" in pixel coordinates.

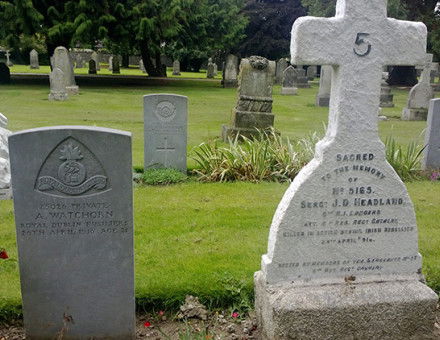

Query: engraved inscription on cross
[
  {"left": 156, "top": 136, "right": 175, "bottom": 167},
  {"left": 291, "top": 0, "right": 427, "bottom": 144}
]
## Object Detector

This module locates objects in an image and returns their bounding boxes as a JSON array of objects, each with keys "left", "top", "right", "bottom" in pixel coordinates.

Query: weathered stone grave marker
[
  {"left": 306, "top": 65, "right": 317, "bottom": 80},
  {"left": 255, "top": 1, "right": 438, "bottom": 338},
  {"left": 88, "top": 59, "right": 97, "bottom": 74},
  {"left": 206, "top": 58, "right": 215, "bottom": 78},
  {"left": 91, "top": 51, "right": 100, "bottom": 71},
  {"left": 275, "top": 58, "right": 288, "bottom": 84},
  {"left": 0, "top": 113, "right": 11, "bottom": 200},
  {"left": 29, "top": 49, "right": 39, "bottom": 69},
  {"left": 112, "top": 55, "right": 121, "bottom": 74},
  {"left": 222, "top": 56, "right": 276, "bottom": 141},
  {"left": 293, "top": 66, "right": 310, "bottom": 88},
  {"left": 316, "top": 65, "right": 332, "bottom": 106},
  {"left": 144, "top": 94, "right": 188, "bottom": 173},
  {"left": 380, "top": 71, "right": 394, "bottom": 107},
  {"left": 402, "top": 54, "right": 435, "bottom": 121},
  {"left": 139, "top": 59, "right": 146, "bottom": 73},
  {"left": 53, "top": 46, "right": 79, "bottom": 95},
  {"left": 172, "top": 60, "right": 181, "bottom": 75},
  {"left": 223, "top": 54, "right": 238, "bottom": 88},
  {"left": 9, "top": 126, "right": 135, "bottom": 339},
  {"left": 422, "top": 98, "right": 440, "bottom": 170},
  {"left": 48, "top": 67, "right": 68, "bottom": 101},
  {"left": 281, "top": 65, "right": 297, "bottom": 95},
  {"left": 5, "top": 51, "right": 13, "bottom": 67}
]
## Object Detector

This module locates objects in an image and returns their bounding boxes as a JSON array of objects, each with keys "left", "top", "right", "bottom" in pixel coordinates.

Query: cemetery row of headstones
[{"left": 3, "top": 3, "right": 440, "bottom": 336}]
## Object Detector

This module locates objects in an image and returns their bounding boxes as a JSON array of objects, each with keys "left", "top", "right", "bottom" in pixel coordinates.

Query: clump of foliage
[
  {"left": 139, "top": 168, "right": 188, "bottom": 186},
  {"left": 385, "top": 137, "right": 425, "bottom": 182},
  {"left": 191, "top": 129, "right": 320, "bottom": 182}
]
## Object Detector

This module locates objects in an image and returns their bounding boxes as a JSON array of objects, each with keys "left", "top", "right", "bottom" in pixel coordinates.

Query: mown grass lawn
[{"left": 0, "top": 78, "right": 439, "bottom": 321}]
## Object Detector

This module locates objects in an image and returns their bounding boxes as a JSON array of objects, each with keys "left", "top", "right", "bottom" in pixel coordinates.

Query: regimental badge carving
[
  {"left": 155, "top": 101, "right": 176, "bottom": 122},
  {"left": 35, "top": 137, "right": 109, "bottom": 197}
]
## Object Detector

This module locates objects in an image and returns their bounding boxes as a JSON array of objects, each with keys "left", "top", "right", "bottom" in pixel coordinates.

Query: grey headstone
[
  {"left": 293, "top": 66, "right": 310, "bottom": 88},
  {"left": 422, "top": 98, "right": 440, "bottom": 170},
  {"left": 143, "top": 94, "right": 188, "bottom": 173},
  {"left": 213, "top": 63, "right": 218, "bottom": 76},
  {"left": 206, "top": 58, "right": 215, "bottom": 78},
  {"left": 112, "top": 55, "right": 120, "bottom": 74},
  {"left": 222, "top": 56, "right": 276, "bottom": 141},
  {"left": 0, "top": 63, "right": 10, "bottom": 84},
  {"left": 108, "top": 56, "right": 113, "bottom": 72},
  {"left": 52, "top": 46, "right": 79, "bottom": 95},
  {"left": 223, "top": 54, "right": 238, "bottom": 88},
  {"left": 91, "top": 51, "right": 100, "bottom": 71},
  {"left": 255, "top": 1, "right": 438, "bottom": 339},
  {"left": 30, "top": 49, "right": 39, "bottom": 69},
  {"left": 380, "top": 72, "right": 394, "bottom": 107},
  {"left": 0, "top": 113, "right": 11, "bottom": 200},
  {"left": 316, "top": 65, "right": 332, "bottom": 106},
  {"left": 48, "top": 67, "right": 68, "bottom": 101},
  {"left": 139, "top": 59, "right": 146, "bottom": 73},
  {"left": 275, "top": 58, "right": 288, "bottom": 84},
  {"left": 9, "top": 126, "right": 135, "bottom": 339},
  {"left": 402, "top": 54, "right": 435, "bottom": 121},
  {"left": 281, "top": 66, "right": 297, "bottom": 95},
  {"left": 306, "top": 65, "right": 317, "bottom": 80},
  {"left": 172, "top": 60, "right": 181, "bottom": 75},
  {"left": 88, "top": 59, "right": 97, "bottom": 75}
]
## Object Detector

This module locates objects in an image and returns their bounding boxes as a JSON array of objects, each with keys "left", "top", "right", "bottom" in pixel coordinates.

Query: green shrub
[
  {"left": 140, "top": 168, "right": 188, "bottom": 185},
  {"left": 385, "top": 136, "right": 425, "bottom": 181},
  {"left": 191, "top": 129, "right": 320, "bottom": 182}
]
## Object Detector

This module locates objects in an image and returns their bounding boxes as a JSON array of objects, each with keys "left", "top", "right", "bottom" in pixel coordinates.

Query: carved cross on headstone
[
  {"left": 261, "top": 0, "right": 429, "bottom": 285},
  {"left": 156, "top": 136, "right": 175, "bottom": 167},
  {"left": 291, "top": 0, "right": 427, "bottom": 140}
]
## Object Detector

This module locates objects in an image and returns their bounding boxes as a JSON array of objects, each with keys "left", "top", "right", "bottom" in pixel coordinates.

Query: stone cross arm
[{"left": 290, "top": 1, "right": 427, "bottom": 67}]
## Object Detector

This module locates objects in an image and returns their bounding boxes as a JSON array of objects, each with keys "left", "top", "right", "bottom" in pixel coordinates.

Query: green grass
[
  {"left": 9, "top": 64, "right": 223, "bottom": 79},
  {"left": 0, "top": 80, "right": 439, "bottom": 321},
  {"left": 1, "top": 181, "right": 440, "bottom": 319},
  {"left": 0, "top": 81, "right": 434, "bottom": 169}
]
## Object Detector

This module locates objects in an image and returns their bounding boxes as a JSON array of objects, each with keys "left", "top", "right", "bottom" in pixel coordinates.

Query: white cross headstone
[{"left": 255, "top": 1, "right": 438, "bottom": 338}]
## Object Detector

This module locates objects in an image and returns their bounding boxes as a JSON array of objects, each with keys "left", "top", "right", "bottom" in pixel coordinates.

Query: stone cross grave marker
[
  {"left": 255, "top": 1, "right": 438, "bottom": 338},
  {"left": 9, "top": 126, "right": 135, "bottom": 339},
  {"left": 5, "top": 51, "right": 13, "bottom": 67},
  {"left": 29, "top": 49, "right": 39, "bottom": 69},
  {"left": 316, "top": 65, "right": 332, "bottom": 106},
  {"left": 0, "top": 113, "right": 11, "bottom": 200},
  {"left": 144, "top": 94, "right": 188, "bottom": 173},
  {"left": 422, "top": 98, "right": 440, "bottom": 170}
]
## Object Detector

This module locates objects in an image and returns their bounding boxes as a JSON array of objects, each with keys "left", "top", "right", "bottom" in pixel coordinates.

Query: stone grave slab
[
  {"left": 316, "top": 65, "right": 332, "bottom": 106},
  {"left": 281, "top": 66, "right": 297, "bottom": 95},
  {"left": 30, "top": 49, "right": 39, "bottom": 69},
  {"left": 48, "top": 67, "right": 68, "bottom": 101},
  {"left": 172, "top": 60, "right": 181, "bottom": 75},
  {"left": 422, "top": 98, "right": 440, "bottom": 170},
  {"left": 275, "top": 58, "right": 288, "bottom": 84},
  {"left": 9, "top": 126, "right": 135, "bottom": 339},
  {"left": 53, "top": 46, "right": 79, "bottom": 95},
  {"left": 223, "top": 54, "right": 239, "bottom": 88},
  {"left": 254, "top": 1, "right": 438, "bottom": 339},
  {"left": 144, "top": 94, "right": 187, "bottom": 173}
]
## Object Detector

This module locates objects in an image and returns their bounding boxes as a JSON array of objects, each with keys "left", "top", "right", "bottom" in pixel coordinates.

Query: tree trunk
[
  {"left": 139, "top": 41, "right": 166, "bottom": 77},
  {"left": 388, "top": 66, "right": 418, "bottom": 86}
]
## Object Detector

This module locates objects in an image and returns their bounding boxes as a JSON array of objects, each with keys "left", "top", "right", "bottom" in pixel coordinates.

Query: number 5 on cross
[{"left": 354, "top": 33, "right": 371, "bottom": 57}]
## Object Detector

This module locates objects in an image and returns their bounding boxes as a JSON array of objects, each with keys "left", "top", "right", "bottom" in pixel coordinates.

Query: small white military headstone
[
  {"left": 9, "top": 126, "right": 135, "bottom": 338},
  {"left": 52, "top": 46, "right": 79, "bottom": 95},
  {"left": 422, "top": 98, "right": 440, "bottom": 170},
  {"left": 48, "top": 67, "right": 68, "bottom": 101},
  {"left": 143, "top": 94, "right": 188, "bottom": 173},
  {"left": 29, "top": 49, "right": 39, "bottom": 69},
  {"left": 316, "top": 65, "right": 332, "bottom": 106},
  {"left": 255, "top": 1, "right": 438, "bottom": 339},
  {"left": 0, "top": 113, "right": 11, "bottom": 200},
  {"left": 402, "top": 54, "right": 435, "bottom": 121}
]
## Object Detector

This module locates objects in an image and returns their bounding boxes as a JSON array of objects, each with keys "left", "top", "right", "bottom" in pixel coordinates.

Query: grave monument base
[
  {"left": 315, "top": 95, "right": 330, "bottom": 107},
  {"left": 66, "top": 85, "right": 79, "bottom": 95},
  {"left": 281, "top": 87, "right": 297, "bottom": 95},
  {"left": 222, "top": 125, "right": 277, "bottom": 141},
  {"left": 48, "top": 92, "right": 68, "bottom": 101},
  {"left": 402, "top": 108, "right": 428, "bottom": 121},
  {"left": 254, "top": 271, "right": 437, "bottom": 340},
  {"left": 0, "top": 188, "right": 12, "bottom": 200}
]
